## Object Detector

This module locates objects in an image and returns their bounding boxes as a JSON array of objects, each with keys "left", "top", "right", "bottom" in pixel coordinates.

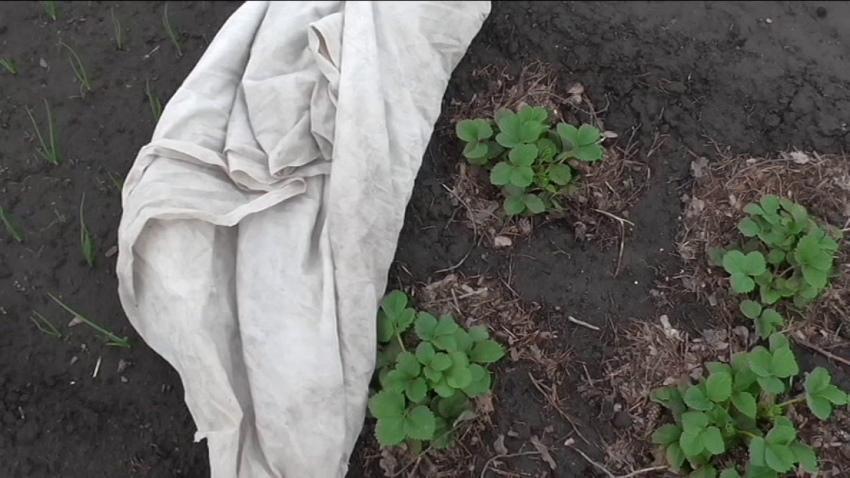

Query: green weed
[
  {"left": 59, "top": 41, "right": 92, "bottom": 95},
  {"left": 162, "top": 3, "right": 183, "bottom": 57},
  {"left": 111, "top": 8, "right": 125, "bottom": 51},
  {"left": 48, "top": 294, "right": 130, "bottom": 348},
  {"left": 107, "top": 171, "right": 124, "bottom": 193},
  {"left": 79, "top": 194, "right": 96, "bottom": 268},
  {"left": 370, "top": 291, "right": 504, "bottom": 449},
  {"left": 0, "top": 58, "right": 18, "bottom": 75},
  {"left": 42, "top": 1, "right": 57, "bottom": 21},
  {"left": 146, "top": 80, "right": 163, "bottom": 120},
  {"left": 456, "top": 106, "right": 605, "bottom": 216},
  {"left": 25, "top": 99, "right": 61, "bottom": 165},
  {"left": 30, "top": 311, "right": 62, "bottom": 339},
  {"left": 0, "top": 207, "right": 24, "bottom": 243}
]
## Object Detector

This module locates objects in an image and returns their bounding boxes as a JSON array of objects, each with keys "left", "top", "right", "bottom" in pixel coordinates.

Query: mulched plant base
[{"left": 3, "top": 2, "right": 850, "bottom": 478}]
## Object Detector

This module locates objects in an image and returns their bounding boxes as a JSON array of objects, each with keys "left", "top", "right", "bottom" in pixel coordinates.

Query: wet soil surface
[{"left": 1, "top": 1, "right": 848, "bottom": 477}]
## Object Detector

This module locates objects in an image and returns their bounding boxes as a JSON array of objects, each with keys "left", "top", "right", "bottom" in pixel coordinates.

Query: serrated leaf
[
  {"left": 805, "top": 367, "right": 830, "bottom": 394},
  {"left": 681, "top": 411, "right": 709, "bottom": 431},
  {"left": 377, "top": 311, "right": 395, "bottom": 343},
  {"left": 822, "top": 385, "right": 848, "bottom": 405},
  {"left": 369, "top": 390, "right": 405, "bottom": 419},
  {"left": 790, "top": 442, "right": 818, "bottom": 473},
  {"left": 768, "top": 333, "right": 790, "bottom": 352},
  {"left": 651, "top": 424, "right": 682, "bottom": 445},
  {"left": 739, "top": 300, "right": 762, "bottom": 319},
  {"left": 416, "top": 342, "right": 435, "bottom": 364},
  {"left": 730, "top": 273, "right": 755, "bottom": 293},
  {"left": 405, "top": 378, "right": 428, "bottom": 403},
  {"left": 683, "top": 385, "right": 713, "bottom": 411},
  {"left": 764, "top": 443, "right": 795, "bottom": 473},
  {"left": 807, "top": 395, "right": 832, "bottom": 420},
  {"left": 382, "top": 290, "right": 408, "bottom": 317},
  {"left": 462, "top": 364, "right": 492, "bottom": 397},
  {"left": 749, "top": 436, "right": 766, "bottom": 467},
  {"left": 509, "top": 165, "right": 534, "bottom": 188},
  {"left": 706, "top": 372, "right": 732, "bottom": 402},
  {"left": 433, "top": 334, "right": 458, "bottom": 352},
  {"left": 755, "top": 309, "right": 783, "bottom": 339},
  {"left": 504, "top": 195, "right": 526, "bottom": 216},
  {"left": 549, "top": 163, "right": 572, "bottom": 185},
  {"left": 433, "top": 379, "right": 455, "bottom": 398},
  {"left": 765, "top": 421, "right": 795, "bottom": 445},
  {"left": 437, "top": 393, "right": 470, "bottom": 419},
  {"left": 463, "top": 141, "right": 488, "bottom": 159},
  {"left": 770, "top": 347, "right": 798, "bottom": 378},
  {"left": 397, "top": 352, "right": 421, "bottom": 378},
  {"left": 415, "top": 312, "right": 437, "bottom": 340},
  {"left": 719, "top": 468, "right": 741, "bottom": 478},
  {"left": 508, "top": 143, "right": 538, "bottom": 167},
  {"left": 731, "top": 391, "right": 757, "bottom": 418},
  {"left": 702, "top": 426, "right": 725, "bottom": 455},
  {"left": 404, "top": 405, "right": 436, "bottom": 441},
  {"left": 748, "top": 347, "right": 773, "bottom": 377},
  {"left": 758, "top": 376, "right": 785, "bottom": 395},
  {"left": 430, "top": 352, "right": 452, "bottom": 371},
  {"left": 375, "top": 416, "right": 405, "bottom": 446},
  {"left": 396, "top": 308, "right": 415, "bottom": 333},
  {"left": 679, "top": 430, "right": 704, "bottom": 456},
  {"left": 468, "top": 325, "right": 489, "bottom": 342},
  {"left": 524, "top": 194, "right": 545, "bottom": 214},
  {"left": 470, "top": 339, "right": 505, "bottom": 364},
  {"left": 665, "top": 443, "right": 686, "bottom": 470},
  {"left": 738, "top": 217, "right": 760, "bottom": 237},
  {"left": 490, "top": 162, "right": 513, "bottom": 186}
]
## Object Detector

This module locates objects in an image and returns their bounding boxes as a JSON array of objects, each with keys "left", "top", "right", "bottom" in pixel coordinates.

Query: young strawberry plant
[
  {"left": 721, "top": 196, "right": 841, "bottom": 309},
  {"left": 455, "top": 105, "right": 604, "bottom": 216},
  {"left": 369, "top": 291, "right": 505, "bottom": 450},
  {"left": 651, "top": 333, "right": 848, "bottom": 477}
]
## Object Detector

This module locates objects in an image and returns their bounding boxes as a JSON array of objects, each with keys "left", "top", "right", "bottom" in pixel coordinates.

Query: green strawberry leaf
[
  {"left": 416, "top": 342, "right": 436, "bottom": 364},
  {"left": 405, "top": 377, "right": 428, "bottom": 403},
  {"left": 375, "top": 416, "right": 405, "bottom": 446},
  {"left": 790, "top": 442, "right": 818, "bottom": 473},
  {"left": 719, "top": 468, "right": 741, "bottom": 478},
  {"left": 731, "top": 391, "right": 757, "bottom": 419},
  {"left": 404, "top": 405, "right": 436, "bottom": 441},
  {"left": 739, "top": 300, "right": 762, "bottom": 319},
  {"left": 463, "top": 141, "right": 488, "bottom": 160},
  {"left": 382, "top": 291, "right": 408, "bottom": 317},
  {"left": 702, "top": 426, "right": 725, "bottom": 455},
  {"left": 456, "top": 119, "right": 493, "bottom": 142},
  {"left": 747, "top": 347, "right": 773, "bottom": 377},
  {"left": 770, "top": 347, "right": 798, "bottom": 378},
  {"left": 679, "top": 430, "right": 704, "bottom": 456},
  {"left": 524, "top": 194, "right": 546, "bottom": 214},
  {"left": 730, "top": 273, "right": 755, "bottom": 293},
  {"left": 369, "top": 390, "right": 405, "bottom": 419},
  {"left": 738, "top": 218, "right": 760, "bottom": 237},
  {"left": 651, "top": 424, "right": 682, "bottom": 445},
  {"left": 469, "top": 339, "right": 505, "bottom": 364},
  {"left": 508, "top": 144, "right": 538, "bottom": 167},
  {"left": 755, "top": 309, "right": 783, "bottom": 339},
  {"left": 764, "top": 443, "right": 795, "bottom": 473},
  {"left": 415, "top": 312, "right": 438, "bottom": 340},
  {"left": 504, "top": 195, "right": 526, "bottom": 216},
  {"left": 377, "top": 311, "right": 395, "bottom": 343},
  {"left": 490, "top": 162, "right": 513, "bottom": 186},
  {"left": 462, "top": 364, "right": 492, "bottom": 397},
  {"left": 468, "top": 325, "right": 489, "bottom": 342},
  {"left": 749, "top": 436, "right": 767, "bottom": 467},
  {"left": 706, "top": 372, "right": 733, "bottom": 402},
  {"left": 758, "top": 376, "right": 786, "bottom": 395},
  {"left": 690, "top": 465, "right": 718, "bottom": 478},
  {"left": 665, "top": 443, "right": 686, "bottom": 471},
  {"left": 509, "top": 165, "right": 534, "bottom": 188},
  {"left": 430, "top": 352, "right": 452, "bottom": 372},
  {"left": 397, "top": 352, "right": 421, "bottom": 378},
  {"left": 548, "top": 163, "right": 572, "bottom": 185}
]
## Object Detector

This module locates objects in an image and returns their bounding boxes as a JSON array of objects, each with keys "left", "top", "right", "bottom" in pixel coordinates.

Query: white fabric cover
[{"left": 116, "top": 2, "right": 490, "bottom": 477}]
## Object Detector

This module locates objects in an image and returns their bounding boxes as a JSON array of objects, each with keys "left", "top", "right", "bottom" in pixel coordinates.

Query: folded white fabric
[{"left": 116, "top": 2, "right": 490, "bottom": 477}]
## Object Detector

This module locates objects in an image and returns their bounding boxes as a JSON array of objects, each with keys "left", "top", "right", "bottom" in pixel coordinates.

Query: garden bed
[{"left": 2, "top": 2, "right": 849, "bottom": 477}]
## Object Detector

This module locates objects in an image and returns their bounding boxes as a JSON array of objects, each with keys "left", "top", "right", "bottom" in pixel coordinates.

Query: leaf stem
[
  {"left": 777, "top": 395, "right": 806, "bottom": 408},
  {"left": 396, "top": 333, "right": 407, "bottom": 353},
  {"left": 738, "top": 430, "right": 759, "bottom": 439}
]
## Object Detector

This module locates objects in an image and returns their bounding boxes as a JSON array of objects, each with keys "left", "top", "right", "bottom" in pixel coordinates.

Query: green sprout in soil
[
  {"left": 25, "top": 99, "right": 61, "bottom": 165},
  {"left": 146, "top": 80, "right": 163, "bottom": 120},
  {"left": 79, "top": 194, "right": 96, "bottom": 268},
  {"left": 720, "top": 195, "right": 841, "bottom": 312},
  {"left": 162, "top": 3, "right": 183, "bottom": 57},
  {"left": 0, "top": 58, "right": 18, "bottom": 75},
  {"left": 42, "top": 1, "right": 58, "bottom": 21},
  {"left": 107, "top": 171, "right": 124, "bottom": 193},
  {"left": 651, "top": 195, "right": 847, "bottom": 476},
  {"left": 30, "top": 311, "right": 62, "bottom": 339},
  {"left": 0, "top": 207, "right": 24, "bottom": 243},
  {"left": 48, "top": 293, "right": 130, "bottom": 348},
  {"left": 111, "top": 8, "right": 125, "bottom": 51},
  {"left": 456, "top": 105, "right": 605, "bottom": 216},
  {"left": 370, "top": 290, "right": 505, "bottom": 450},
  {"left": 59, "top": 41, "right": 92, "bottom": 95}
]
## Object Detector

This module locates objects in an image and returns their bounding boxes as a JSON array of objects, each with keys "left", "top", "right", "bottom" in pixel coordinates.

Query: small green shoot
[
  {"left": 111, "top": 8, "right": 125, "bottom": 51},
  {"left": 30, "top": 311, "right": 62, "bottom": 339},
  {"left": 0, "top": 58, "right": 18, "bottom": 75},
  {"left": 162, "top": 3, "right": 183, "bottom": 57},
  {"left": 0, "top": 207, "right": 24, "bottom": 243},
  {"left": 146, "top": 80, "right": 163, "bottom": 120},
  {"left": 25, "top": 99, "right": 61, "bottom": 165},
  {"left": 107, "top": 171, "right": 124, "bottom": 193},
  {"left": 456, "top": 105, "right": 606, "bottom": 216},
  {"left": 59, "top": 41, "right": 92, "bottom": 95},
  {"left": 48, "top": 293, "right": 130, "bottom": 348},
  {"left": 371, "top": 291, "right": 504, "bottom": 449},
  {"left": 79, "top": 194, "right": 96, "bottom": 268},
  {"left": 42, "top": 1, "right": 58, "bottom": 21}
]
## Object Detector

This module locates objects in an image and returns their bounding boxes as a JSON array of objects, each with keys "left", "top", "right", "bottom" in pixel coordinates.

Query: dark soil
[{"left": 1, "top": 2, "right": 848, "bottom": 477}]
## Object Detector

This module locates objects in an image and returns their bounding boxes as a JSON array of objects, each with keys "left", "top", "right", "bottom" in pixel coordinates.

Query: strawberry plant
[
  {"left": 651, "top": 333, "right": 847, "bottom": 477},
  {"left": 456, "top": 105, "right": 605, "bottom": 216},
  {"left": 721, "top": 196, "right": 841, "bottom": 309},
  {"left": 370, "top": 291, "right": 505, "bottom": 450}
]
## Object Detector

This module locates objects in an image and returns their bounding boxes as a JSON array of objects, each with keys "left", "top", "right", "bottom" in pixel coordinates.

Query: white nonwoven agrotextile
[{"left": 116, "top": 2, "right": 489, "bottom": 477}]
